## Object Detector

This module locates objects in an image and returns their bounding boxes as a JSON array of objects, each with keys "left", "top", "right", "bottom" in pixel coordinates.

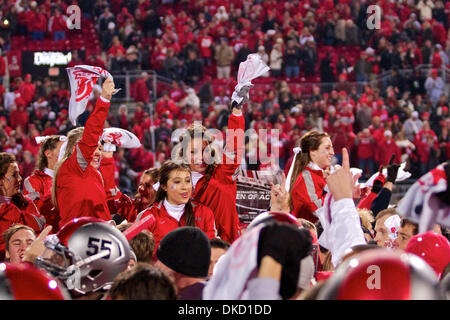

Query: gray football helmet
[{"left": 35, "top": 217, "right": 131, "bottom": 295}]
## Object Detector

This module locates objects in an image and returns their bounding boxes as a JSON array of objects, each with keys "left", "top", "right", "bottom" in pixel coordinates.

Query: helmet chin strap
[{"left": 65, "top": 250, "right": 110, "bottom": 292}]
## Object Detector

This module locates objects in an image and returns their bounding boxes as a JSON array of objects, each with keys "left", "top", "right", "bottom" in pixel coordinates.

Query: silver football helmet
[{"left": 35, "top": 217, "right": 131, "bottom": 295}]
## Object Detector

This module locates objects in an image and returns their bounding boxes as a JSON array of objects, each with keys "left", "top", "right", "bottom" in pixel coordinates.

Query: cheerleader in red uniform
[
  {"left": 135, "top": 160, "right": 216, "bottom": 251},
  {"left": 53, "top": 78, "right": 116, "bottom": 228}
]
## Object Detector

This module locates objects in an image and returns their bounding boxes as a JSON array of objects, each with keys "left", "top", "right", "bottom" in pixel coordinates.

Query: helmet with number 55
[{"left": 35, "top": 217, "right": 131, "bottom": 295}]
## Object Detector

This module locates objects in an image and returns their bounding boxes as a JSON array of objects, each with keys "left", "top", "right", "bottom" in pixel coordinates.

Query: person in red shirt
[
  {"left": 9, "top": 102, "right": 29, "bottom": 132},
  {"left": 197, "top": 29, "right": 214, "bottom": 66},
  {"left": 108, "top": 36, "right": 127, "bottom": 57},
  {"left": 173, "top": 103, "right": 245, "bottom": 244},
  {"left": 132, "top": 72, "right": 150, "bottom": 104},
  {"left": 18, "top": 74, "right": 36, "bottom": 106},
  {"left": 135, "top": 160, "right": 217, "bottom": 253},
  {"left": 288, "top": 131, "right": 335, "bottom": 223},
  {"left": 155, "top": 92, "right": 178, "bottom": 118},
  {"left": 354, "top": 128, "right": 376, "bottom": 178},
  {"left": 53, "top": 78, "right": 115, "bottom": 228},
  {"left": 48, "top": 7, "right": 67, "bottom": 41},
  {"left": 29, "top": 5, "right": 48, "bottom": 41},
  {"left": 108, "top": 168, "right": 159, "bottom": 223},
  {"left": 0, "top": 152, "right": 44, "bottom": 260},
  {"left": 23, "top": 135, "right": 64, "bottom": 231},
  {"left": 376, "top": 130, "right": 401, "bottom": 166}
]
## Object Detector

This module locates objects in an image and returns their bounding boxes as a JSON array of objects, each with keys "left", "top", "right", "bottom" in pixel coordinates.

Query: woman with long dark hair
[
  {"left": 135, "top": 160, "right": 216, "bottom": 251},
  {"left": 286, "top": 131, "right": 335, "bottom": 223}
]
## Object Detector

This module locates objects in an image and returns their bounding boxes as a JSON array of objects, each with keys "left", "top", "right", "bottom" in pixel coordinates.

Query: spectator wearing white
[
  {"left": 435, "top": 44, "right": 449, "bottom": 66},
  {"left": 215, "top": 6, "right": 229, "bottom": 22},
  {"left": 425, "top": 69, "right": 445, "bottom": 107},
  {"left": 403, "top": 111, "right": 423, "bottom": 141},
  {"left": 417, "top": 0, "right": 435, "bottom": 21},
  {"left": 257, "top": 46, "right": 270, "bottom": 77},
  {"left": 180, "top": 88, "right": 200, "bottom": 109},
  {"left": 270, "top": 40, "right": 283, "bottom": 78},
  {"left": 299, "top": 27, "right": 314, "bottom": 46}
]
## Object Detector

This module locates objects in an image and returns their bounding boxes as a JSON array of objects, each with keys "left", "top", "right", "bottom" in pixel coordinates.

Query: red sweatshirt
[
  {"left": 0, "top": 198, "right": 45, "bottom": 258},
  {"left": 23, "top": 169, "right": 61, "bottom": 231},
  {"left": 193, "top": 113, "right": 245, "bottom": 244},
  {"left": 55, "top": 97, "right": 111, "bottom": 228},
  {"left": 291, "top": 165, "right": 327, "bottom": 223},
  {"left": 136, "top": 201, "right": 217, "bottom": 252}
]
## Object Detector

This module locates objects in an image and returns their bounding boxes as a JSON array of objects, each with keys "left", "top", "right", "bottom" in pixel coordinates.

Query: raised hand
[
  {"left": 386, "top": 154, "right": 400, "bottom": 184},
  {"left": 270, "top": 173, "right": 290, "bottom": 212},
  {"left": 326, "top": 148, "right": 354, "bottom": 201},
  {"left": 101, "top": 78, "right": 115, "bottom": 101},
  {"left": 22, "top": 225, "right": 53, "bottom": 263}
]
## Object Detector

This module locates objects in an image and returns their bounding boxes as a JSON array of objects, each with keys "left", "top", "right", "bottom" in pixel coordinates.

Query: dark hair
[
  {"left": 400, "top": 217, "right": 418, "bottom": 236},
  {"left": 36, "top": 135, "right": 62, "bottom": 171},
  {"left": 134, "top": 168, "right": 160, "bottom": 203},
  {"left": 0, "top": 152, "right": 16, "bottom": 179},
  {"left": 209, "top": 238, "right": 230, "bottom": 250},
  {"left": 288, "top": 131, "right": 330, "bottom": 210},
  {"left": 108, "top": 263, "right": 177, "bottom": 300},
  {"left": 154, "top": 160, "right": 195, "bottom": 227}
]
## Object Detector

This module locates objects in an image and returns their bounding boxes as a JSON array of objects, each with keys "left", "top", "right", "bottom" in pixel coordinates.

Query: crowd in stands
[{"left": 0, "top": 0, "right": 449, "bottom": 195}]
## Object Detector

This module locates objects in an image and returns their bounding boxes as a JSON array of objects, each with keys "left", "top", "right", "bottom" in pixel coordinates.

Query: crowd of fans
[{"left": 0, "top": 0, "right": 449, "bottom": 195}]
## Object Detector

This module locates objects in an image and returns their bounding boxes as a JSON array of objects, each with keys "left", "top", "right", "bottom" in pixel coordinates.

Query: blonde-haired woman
[{"left": 52, "top": 78, "right": 116, "bottom": 228}]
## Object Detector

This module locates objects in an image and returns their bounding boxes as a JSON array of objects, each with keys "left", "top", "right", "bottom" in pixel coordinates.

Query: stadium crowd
[
  {"left": 0, "top": 0, "right": 448, "bottom": 302},
  {"left": 0, "top": 0, "right": 449, "bottom": 191}
]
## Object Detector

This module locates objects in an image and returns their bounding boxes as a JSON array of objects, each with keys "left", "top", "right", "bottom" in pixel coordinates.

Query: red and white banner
[{"left": 66, "top": 65, "right": 119, "bottom": 125}]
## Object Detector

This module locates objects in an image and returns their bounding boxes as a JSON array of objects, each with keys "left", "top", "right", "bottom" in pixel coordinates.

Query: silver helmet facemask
[{"left": 35, "top": 222, "right": 131, "bottom": 295}]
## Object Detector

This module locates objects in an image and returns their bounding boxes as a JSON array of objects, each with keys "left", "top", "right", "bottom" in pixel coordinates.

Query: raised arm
[{"left": 75, "top": 78, "right": 115, "bottom": 171}]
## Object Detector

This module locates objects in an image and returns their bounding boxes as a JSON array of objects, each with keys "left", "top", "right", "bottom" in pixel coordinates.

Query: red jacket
[
  {"left": 23, "top": 170, "right": 52, "bottom": 202},
  {"left": 23, "top": 170, "right": 61, "bottom": 232},
  {"left": 108, "top": 193, "right": 150, "bottom": 223},
  {"left": 48, "top": 14, "right": 66, "bottom": 32},
  {"left": 193, "top": 113, "right": 245, "bottom": 244},
  {"left": 0, "top": 198, "right": 45, "bottom": 258},
  {"left": 9, "top": 108, "right": 29, "bottom": 130},
  {"left": 376, "top": 138, "right": 401, "bottom": 166},
  {"left": 136, "top": 201, "right": 217, "bottom": 252},
  {"left": 18, "top": 82, "right": 35, "bottom": 106},
  {"left": 356, "top": 135, "right": 375, "bottom": 160},
  {"left": 132, "top": 79, "right": 150, "bottom": 103},
  {"left": 55, "top": 97, "right": 111, "bottom": 228},
  {"left": 291, "top": 165, "right": 327, "bottom": 223}
]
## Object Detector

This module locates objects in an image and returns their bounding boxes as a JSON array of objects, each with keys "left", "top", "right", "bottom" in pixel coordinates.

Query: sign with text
[
  {"left": 236, "top": 169, "right": 284, "bottom": 225},
  {"left": 22, "top": 51, "right": 72, "bottom": 78}
]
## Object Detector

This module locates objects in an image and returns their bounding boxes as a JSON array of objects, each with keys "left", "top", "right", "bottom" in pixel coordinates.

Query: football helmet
[
  {"left": 35, "top": 217, "right": 131, "bottom": 295},
  {"left": 0, "top": 262, "right": 70, "bottom": 300},
  {"left": 317, "top": 249, "right": 442, "bottom": 300}
]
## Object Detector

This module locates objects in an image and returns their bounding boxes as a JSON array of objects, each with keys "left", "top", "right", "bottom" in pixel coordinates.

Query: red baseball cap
[
  {"left": 405, "top": 231, "right": 450, "bottom": 278},
  {"left": 422, "top": 112, "right": 430, "bottom": 119}
]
